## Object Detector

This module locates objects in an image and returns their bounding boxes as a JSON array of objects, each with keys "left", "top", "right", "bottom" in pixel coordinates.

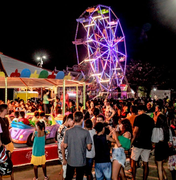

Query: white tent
[{"left": 0, "top": 53, "right": 52, "bottom": 77}]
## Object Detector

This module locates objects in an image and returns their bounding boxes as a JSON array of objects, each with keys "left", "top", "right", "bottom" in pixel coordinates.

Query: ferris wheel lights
[
  {"left": 92, "top": 15, "right": 102, "bottom": 19},
  {"left": 86, "top": 7, "right": 98, "bottom": 13},
  {"left": 100, "top": 79, "right": 110, "bottom": 83},
  {"left": 84, "top": 58, "right": 96, "bottom": 62},
  {"left": 92, "top": 16, "right": 109, "bottom": 20},
  {"left": 76, "top": 17, "right": 89, "bottom": 23},
  {"left": 98, "top": 9, "right": 109, "bottom": 14},
  {"left": 112, "top": 68, "right": 121, "bottom": 70},
  {"left": 108, "top": 21, "right": 118, "bottom": 25},
  {"left": 85, "top": 39, "right": 93, "bottom": 43},
  {"left": 74, "top": 5, "right": 127, "bottom": 91},
  {"left": 85, "top": 23, "right": 95, "bottom": 27},
  {"left": 91, "top": 73, "right": 102, "bottom": 77},
  {"left": 119, "top": 57, "right": 125, "bottom": 62}
]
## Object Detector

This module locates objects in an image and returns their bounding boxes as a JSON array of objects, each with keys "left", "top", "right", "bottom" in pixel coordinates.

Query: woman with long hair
[
  {"left": 152, "top": 114, "right": 171, "bottom": 180},
  {"left": 112, "top": 119, "right": 132, "bottom": 180}
]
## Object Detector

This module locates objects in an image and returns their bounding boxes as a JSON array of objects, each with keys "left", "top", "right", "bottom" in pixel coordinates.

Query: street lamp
[{"left": 37, "top": 55, "right": 46, "bottom": 67}]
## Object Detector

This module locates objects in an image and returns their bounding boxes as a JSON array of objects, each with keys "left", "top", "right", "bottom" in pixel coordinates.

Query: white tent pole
[
  {"left": 83, "top": 82, "right": 86, "bottom": 110},
  {"left": 5, "top": 77, "right": 7, "bottom": 104},
  {"left": 76, "top": 85, "right": 78, "bottom": 110},
  {"left": 63, "top": 80, "right": 65, "bottom": 116},
  {"left": 26, "top": 88, "right": 28, "bottom": 103}
]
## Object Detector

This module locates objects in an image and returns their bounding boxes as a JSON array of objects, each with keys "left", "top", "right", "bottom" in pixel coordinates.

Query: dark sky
[{"left": 0, "top": 0, "right": 175, "bottom": 71}]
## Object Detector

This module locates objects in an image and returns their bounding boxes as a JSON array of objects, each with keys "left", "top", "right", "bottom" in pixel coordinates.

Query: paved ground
[{"left": 2, "top": 155, "right": 172, "bottom": 180}]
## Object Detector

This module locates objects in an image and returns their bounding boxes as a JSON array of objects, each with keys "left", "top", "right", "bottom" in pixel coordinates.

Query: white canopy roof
[
  {"left": 0, "top": 77, "right": 86, "bottom": 88},
  {"left": 0, "top": 54, "right": 90, "bottom": 88},
  {"left": 0, "top": 54, "right": 52, "bottom": 77}
]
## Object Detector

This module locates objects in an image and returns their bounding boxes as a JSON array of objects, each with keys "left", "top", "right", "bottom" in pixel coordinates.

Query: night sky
[{"left": 0, "top": 0, "right": 175, "bottom": 71}]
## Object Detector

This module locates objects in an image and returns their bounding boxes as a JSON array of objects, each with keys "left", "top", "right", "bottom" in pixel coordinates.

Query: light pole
[{"left": 37, "top": 55, "right": 46, "bottom": 67}]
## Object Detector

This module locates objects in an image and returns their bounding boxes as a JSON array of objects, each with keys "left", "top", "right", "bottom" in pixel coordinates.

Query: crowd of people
[
  {"left": 0, "top": 95, "right": 176, "bottom": 180},
  {"left": 57, "top": 96, "right": 176, "bottom": 180}
]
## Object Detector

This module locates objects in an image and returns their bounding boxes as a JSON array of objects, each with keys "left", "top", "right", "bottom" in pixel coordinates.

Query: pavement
[{"left": 2, "top": 154, "right": 172, "bottom": 180}]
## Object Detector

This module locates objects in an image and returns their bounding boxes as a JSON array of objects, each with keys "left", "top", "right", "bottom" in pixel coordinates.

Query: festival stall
[
  {"left": 0, "top": 54, "right": 93, "bottom": 166},
  {"left": 0, "top": 54, "right": 93, "bottom": 114}
]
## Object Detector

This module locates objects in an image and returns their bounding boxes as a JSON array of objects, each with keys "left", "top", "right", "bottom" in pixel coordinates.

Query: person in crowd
[
  {"left": 131, "top": 105, "right": 154, "bottom": 180},
  {"left": 37, "top": 105, "right": 43, "bottom": 112},
  {"left": 18, "top": 111, "right": 30, "bottom": 125},
  {"left": 55, "top": 97, "right": 62, "bottom": 114},
  {"left": 8, "top": 111, "right": 15, "bottom": 122},
  {"left": 31, "top": 120, "right": 48, "bottom": 180},
  {"left": 43, "top": 90, "right": 53, "bottom": 114},
  {"left": 112, "top": 119, "right": 132, "bottom": 180},
  {"left": 93, "top": 122, "right": 116, "bottom": 180},
  {"left": 91, "top": 108, "right": 99, "bottom": 127},
  {"left": 96, "top": 114, "right": 110, "bottom": 135},
  {"left": 0, "top": 104, "right": 14, "bottom": 180},
  {"left": 104, "top": 99, "right": 115, "bottom": 126},
  {"left": 84, "top": 119, "right": 96, "bottom": 180},
  {"left": 32, "top": 111, "right": 40, "bottom": 124},
  {"left": 63, "top": 111, "right": 92, "bottom": 180},
  {"left": 68, "top": 100, "right": 75, "bottom": 113},
  {"left": 88, "top": 100, "right": 95, "bottom": 119},
  {"left": 55, "top": 109, "right": 63, "bottom": 121},
  {"left": 58, "top": 114, "right": 74, "bottom": 180},
  {"left": 153, "top": 105, "right": 163, "bottom": 124},
  {"left": 127, "top": 105, "right": 138, "bottom": 128},
  {"left": 86, "top": 101, "right": 90, "bottom": 110},
  {"left": 113, "top": 103, "right": 121, "bottom": 117},
  {"left": 151, "top": 114, "right": 170, "bottom": 180},
  {"left": 146, "top": 102, "right": 154, "bottom": 114},
  {"left": 12, "top": 111, "right": 20, "bottom": 122},
  {"left": 121, "top": 101, "right": 128, "bottom": 118},
  {"left": 168, "top": 118, "right": 176, "bottom": 180}
]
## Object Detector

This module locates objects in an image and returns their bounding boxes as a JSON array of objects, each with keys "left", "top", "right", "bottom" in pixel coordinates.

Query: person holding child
[
  {"left": 93, "top": 122, "right": 116, "bottom": 180},
  {"left": 112, "top": 119, "right": 132, "bottom": 180}
]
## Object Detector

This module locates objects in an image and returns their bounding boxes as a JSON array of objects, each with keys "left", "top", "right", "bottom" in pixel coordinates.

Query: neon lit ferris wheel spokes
[{"left": 73, "top": 4, "right": 127, "bottom": 91}]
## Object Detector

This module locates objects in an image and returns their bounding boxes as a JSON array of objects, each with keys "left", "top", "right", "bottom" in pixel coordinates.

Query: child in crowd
[
  {"left": 32, "top": 111, "right": 40, "bottom": 124},
  {"left": 18, "top": 111, "right": 30, "bottom": 125},
  {"left": 12, "top": 111, "right": 19, "bottom": 122},
  {"left": 31, "top": 120, "right": 48, "bottom": 180},
  {"left": 93, "top": 122, "right": 116, "bottom": 180},
  {"left": 84, "top": 119, "right": 96, "bottom": 180}
]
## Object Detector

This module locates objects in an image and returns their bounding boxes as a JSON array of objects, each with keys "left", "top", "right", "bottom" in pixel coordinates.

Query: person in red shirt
[{"left": 18, "top": 111, "right": 30, "bottom": 125}]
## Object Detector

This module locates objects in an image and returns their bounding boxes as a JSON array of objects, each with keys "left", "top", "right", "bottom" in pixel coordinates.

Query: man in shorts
[{"left": 131, "top": 105, "right": 154, "bottom": 180}]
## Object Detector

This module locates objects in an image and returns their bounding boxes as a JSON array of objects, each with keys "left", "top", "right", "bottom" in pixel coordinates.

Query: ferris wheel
[{"left": 73, "top": 4, "right": 127, "bottom": 91}]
